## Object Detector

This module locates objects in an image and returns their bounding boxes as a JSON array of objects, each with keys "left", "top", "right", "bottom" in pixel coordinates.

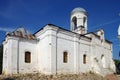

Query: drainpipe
[
  {"left": 56, "top": 29, "right": 59, "bottom": 74},
  {"left": 17, "top": 39, "right": 19, "bottom": 74}
]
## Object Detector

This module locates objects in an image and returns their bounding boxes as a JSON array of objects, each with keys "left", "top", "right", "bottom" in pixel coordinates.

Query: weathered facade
[{"left": 2, "top": 7, "right": 115, "bottom": 76}]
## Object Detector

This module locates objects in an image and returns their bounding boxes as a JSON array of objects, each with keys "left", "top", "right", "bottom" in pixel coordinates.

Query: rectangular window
[
  {"left": 25, "top": 51, "right": 31, "bottom": 63},
  {"left": 63, "top": 52, "right": 68, "bottom": 63},
  {"left": 83, "top": 54, "right": 86, "bottom": 64}
]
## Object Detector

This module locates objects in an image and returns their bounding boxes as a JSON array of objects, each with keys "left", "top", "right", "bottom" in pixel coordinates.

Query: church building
[{"left": 2, "top": 7, "right": 115, "bottom": 76}]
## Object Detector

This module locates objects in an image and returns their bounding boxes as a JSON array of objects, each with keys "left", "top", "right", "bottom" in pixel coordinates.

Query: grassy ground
[{"left": 0, "top": 73, "right": 110, "bottom": 80}]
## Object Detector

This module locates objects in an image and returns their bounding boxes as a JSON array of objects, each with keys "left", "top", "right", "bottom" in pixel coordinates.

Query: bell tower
[{"left": 70, "top": 7, "right": 88, "bottom": 34}]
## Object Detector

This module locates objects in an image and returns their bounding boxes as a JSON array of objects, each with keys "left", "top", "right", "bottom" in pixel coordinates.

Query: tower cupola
[{"left": 70, "top": 7, "right": 88, "bottom": 34}]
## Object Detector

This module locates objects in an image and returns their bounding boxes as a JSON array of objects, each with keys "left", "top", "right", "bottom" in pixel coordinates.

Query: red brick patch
[{"left": 106, "top": 74, "right": 117, "bottom": 80}]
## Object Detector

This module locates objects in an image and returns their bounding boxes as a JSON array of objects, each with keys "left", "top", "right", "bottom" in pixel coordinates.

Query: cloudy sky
[{"left": 0, "top": 0, "right": 120, "bottom": 59}]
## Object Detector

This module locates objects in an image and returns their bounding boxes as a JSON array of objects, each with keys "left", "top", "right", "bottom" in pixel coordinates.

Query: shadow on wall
[{"left": 0, "top": 45, "right": 3, "bottom": 74}]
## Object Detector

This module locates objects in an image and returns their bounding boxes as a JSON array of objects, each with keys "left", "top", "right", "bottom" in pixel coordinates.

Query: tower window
[
  {"left": 63, "top": 51, "right": 68, "bottom": 63},
  {"left": 25, "top": 51, "right": 31, "bottom": 63},
  {"left": 83, "top": 17, "right": 86, "bottom": 27},
  {"left": 83, "top": 54, "right": 86, "bottom": 64},
  {"left": 72, "top": 16, "right": 77, "bottom": 30}
]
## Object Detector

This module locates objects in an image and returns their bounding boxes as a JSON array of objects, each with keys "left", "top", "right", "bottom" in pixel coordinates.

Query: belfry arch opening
[
  {"left": 72, "top": 16, "right": 77, "bottom": 30},
  {"left": 83, "top": 17, "right": 86, "bottom": 27}
]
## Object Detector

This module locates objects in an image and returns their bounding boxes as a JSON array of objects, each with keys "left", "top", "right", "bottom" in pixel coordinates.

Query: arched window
[
  {"left": 63, "top": 51, "right": 68, "bottom": 63},
  {"left": 25, "top": 51, "right": 31, "bottom": 63},
  {"left": 83, "top": 54, "right": 86, "bottom": 64},
  {"left": 101, "top": 54, "right": 105, "bottom": 67},
  {"left": 72, "top": 16, "right": 77, "bottom": 30},
  {"left": 101, "top": 55, "right": 104, "bottom": 59}
]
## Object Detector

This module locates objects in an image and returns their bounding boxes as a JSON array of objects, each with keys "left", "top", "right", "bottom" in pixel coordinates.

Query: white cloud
[
  {"left": 0, "top": 27, "right": 14, "bottom": 32},
  {"left": 91, "top": 19, "right": 120, "bottom": 30}
]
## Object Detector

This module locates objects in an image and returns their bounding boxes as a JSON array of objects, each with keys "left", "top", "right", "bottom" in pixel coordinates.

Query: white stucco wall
[
  {"left": 48, "top": 25, "right": 92, "bottom": 74},
  {"left": 18, "top": 39, "right": 38, "bottom": 73},
  {"left": 2, "top": 37, "right": 20, "bottom": 74},
  {"left": 56, "top": 32, "right": 75, "bottom": 74},
  {"left": 2, "top": 38, "right": 10, "bottom": 74},
  {"left": 2, "top": 25, "right": 115, "bottom": 75},
  {"left": 2, "top": 36, "right": 38, "bottom": 74},
  {"left": 36, "top": 26, "right": 55, "bottom": 74},
  {"left": 79, "top": 38, "right": 91, "bottom": 73}
]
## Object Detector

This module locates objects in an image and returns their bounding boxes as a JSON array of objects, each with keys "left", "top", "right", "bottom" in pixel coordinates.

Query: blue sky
[{"left": 0, "top": 0, "right": 120, "bottom": 59}]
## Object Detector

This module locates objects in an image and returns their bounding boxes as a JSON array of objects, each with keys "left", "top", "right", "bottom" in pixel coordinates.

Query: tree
[
  {"left": 114, "top": 59, "right": 120, "bottom": 65},
  {"left": 114, "top": 59, "right": 120, "bottom": 74},
  {"left": 0, "top": 45, "right": 3, "bottom": 74}
]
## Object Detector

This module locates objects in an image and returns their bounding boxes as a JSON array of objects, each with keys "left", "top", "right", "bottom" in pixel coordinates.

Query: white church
[{"left": 2, "top": 7, "right": 116, "bottom": 76}]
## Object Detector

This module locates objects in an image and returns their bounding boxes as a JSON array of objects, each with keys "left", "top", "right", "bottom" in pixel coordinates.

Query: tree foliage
[
  {"left": 114, "top": 59, "right": 120, "bottom": 74},
  {"left": 0, "top": 45, "right": 3, "bottom": 74},
  {"left": 114, "top": 59, "right": 120, "bottom": 66}
]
